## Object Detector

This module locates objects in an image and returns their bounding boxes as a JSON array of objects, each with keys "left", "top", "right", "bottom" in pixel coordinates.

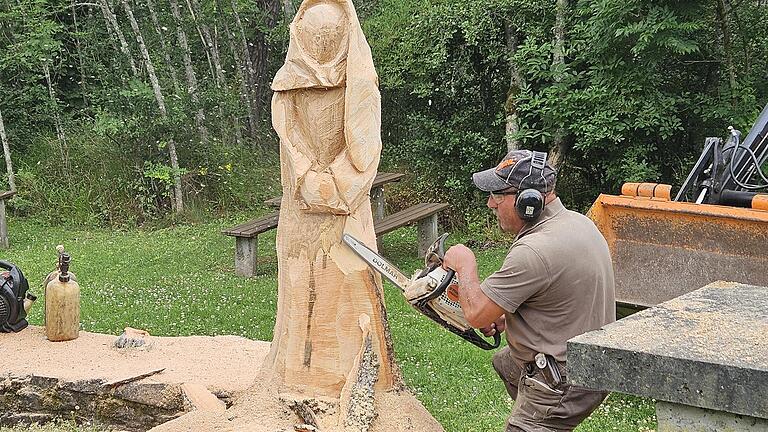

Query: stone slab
[
  {"left": 656, "top": 401, "right": 768, "bottom": 432},
  {"left": 567, "top": 282, "right": 768, "bottom": 419}
]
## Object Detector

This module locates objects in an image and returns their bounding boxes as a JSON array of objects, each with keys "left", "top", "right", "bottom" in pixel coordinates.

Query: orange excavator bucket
[{"left": 588, "top": 183, "right": 768, "bottom": 308}]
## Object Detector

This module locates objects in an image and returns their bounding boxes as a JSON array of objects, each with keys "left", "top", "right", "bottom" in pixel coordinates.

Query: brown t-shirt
[{"left": 480, "top": 198, "right": 615, "bottom": 363}]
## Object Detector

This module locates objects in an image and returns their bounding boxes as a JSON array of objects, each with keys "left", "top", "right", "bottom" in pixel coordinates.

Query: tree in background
[
  {"left": 0, "top": 109, "right": 16, "bottom": 191},
  {"left": 0, "top": 0, "right": 288, "bottom": 222},
  {"left": 365, "top": 0, "right": 768, "bottom": 215}
]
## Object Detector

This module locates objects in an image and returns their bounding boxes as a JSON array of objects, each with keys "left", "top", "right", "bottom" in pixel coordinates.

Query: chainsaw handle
[
  {"left": 470, "top": 329, "right": 501, "bottom": 351},
  {"left": 440, "top": 269, "right": 502, "bottom": 350},
  {"left": 416, "top": 268, "right": 502, "bottom": 351},
  {"left": 0, "top": 261, "right": 23, "bottom": 295},
  {"left": 415, "top": 299, "right": 502, "bottom": 350},
  {"left": 419, "top": 268, "right": 455, "bottom": 303}
]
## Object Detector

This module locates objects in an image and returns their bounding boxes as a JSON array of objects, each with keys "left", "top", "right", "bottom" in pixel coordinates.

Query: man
[{"left": 443, "top": 149, "right": 616, "bottom": 432}]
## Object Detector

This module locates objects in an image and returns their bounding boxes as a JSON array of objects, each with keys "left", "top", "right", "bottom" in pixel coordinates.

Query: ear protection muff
[{"left": 515, "top": 151, "right": 548, "bottom": 221}]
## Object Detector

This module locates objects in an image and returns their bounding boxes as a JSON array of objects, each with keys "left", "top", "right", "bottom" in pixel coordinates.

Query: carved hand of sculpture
[{"left": 297, "top": 169, "right": 350, "bottom": 215}]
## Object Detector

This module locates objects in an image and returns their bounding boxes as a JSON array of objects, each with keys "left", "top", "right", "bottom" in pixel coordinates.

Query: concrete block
[
  {"left": 567, "top": 282, "right": 768, "bottom": 419},
  {"left": 656, "top": 401, "right": 768, "bottom": 432}
]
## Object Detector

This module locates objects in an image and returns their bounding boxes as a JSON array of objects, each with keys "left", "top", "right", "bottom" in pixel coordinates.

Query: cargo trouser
[{"left": 492, "top": 346, "right": 608, "bottom": 432}]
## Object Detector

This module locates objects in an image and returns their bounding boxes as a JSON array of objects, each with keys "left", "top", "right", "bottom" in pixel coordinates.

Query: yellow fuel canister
[{"left": 44, "top": 253, "right": 80, "bottom": 341}]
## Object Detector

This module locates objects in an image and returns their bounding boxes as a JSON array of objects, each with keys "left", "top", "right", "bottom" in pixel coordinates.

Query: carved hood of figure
[
  {"left": 296, "top": 2, "right": 348, "bottom": 64},
  {"left": 272, "top": 0, "right": 381, "bottom": 206}
]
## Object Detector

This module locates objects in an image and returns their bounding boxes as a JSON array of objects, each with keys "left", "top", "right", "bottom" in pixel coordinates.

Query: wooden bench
[
  {"left": 374, "top": 202, "right": 450, "bottom": 256},
  {"left": 222, "top": 203, "right": 449, "bottom": 277},
  {"left": 0, "top": 190, "right": 16, "bottom": 249},
  {"left": 221, "top": 211, "right": 279, "bottom": 277},
  {"left": 368, "top": 172, "right": 404, "bottom": 222}
]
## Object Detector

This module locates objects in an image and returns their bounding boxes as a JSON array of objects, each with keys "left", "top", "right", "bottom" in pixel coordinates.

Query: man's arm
[{"left": 443, "top": 244, "right": 505, "bottom": 329}]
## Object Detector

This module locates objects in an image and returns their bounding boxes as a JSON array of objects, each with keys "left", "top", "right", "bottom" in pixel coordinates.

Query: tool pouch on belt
[{"left": 526, "top": 353, "right": 563, "bottom": 392}]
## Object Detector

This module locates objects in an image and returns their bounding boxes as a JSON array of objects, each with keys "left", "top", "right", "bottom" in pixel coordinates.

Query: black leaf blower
[{"left": 0, "top": 260, "right": 36, "bottom": 333}]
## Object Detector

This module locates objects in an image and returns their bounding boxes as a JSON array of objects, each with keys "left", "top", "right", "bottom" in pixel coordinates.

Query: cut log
[{"left": 181, "top": 383, "right": 226, "bottom": 412}]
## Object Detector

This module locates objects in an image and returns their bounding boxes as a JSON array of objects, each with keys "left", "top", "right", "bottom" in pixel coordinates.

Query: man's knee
[
  {"left": 492, "top": 346, "right": 521, "bottom": 400},
  {"left": 492, "top": 346, "right": 515, "bottom": 378}
]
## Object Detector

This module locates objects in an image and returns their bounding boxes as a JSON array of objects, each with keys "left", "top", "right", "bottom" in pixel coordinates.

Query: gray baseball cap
[{"left": 472, "top": 149, "right": 557, "bottom": 193}]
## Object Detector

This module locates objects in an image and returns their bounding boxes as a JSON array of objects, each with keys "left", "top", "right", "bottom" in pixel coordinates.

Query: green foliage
[
  {"left": 1, "top": 0, "right": 768, "bottom": 224},
  {"left": 366, "top": 0, "right": 510, "bottom": 218},
  {"left": 0, "top": 0, "right": 66, "bottom": 145},
  {"left": 0, "top": 0, "right": 286, "bottom": 225},
  {"left": 366, "top": 0, "right": 768, "bottom": 213},
  {"left": 6, "top": 124, "right": 280, "bottom": 226}
]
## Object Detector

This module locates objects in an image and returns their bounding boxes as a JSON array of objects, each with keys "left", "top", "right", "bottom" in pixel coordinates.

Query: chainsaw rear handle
[
  {"left": 0, "top": 260, "right": 32, "bottom": 303},
  {"left": 465, "top": 326, "right": 501, "bottom": 350},
  {"left": 416, "top": 268, "right": 502, "bottom": 350}
]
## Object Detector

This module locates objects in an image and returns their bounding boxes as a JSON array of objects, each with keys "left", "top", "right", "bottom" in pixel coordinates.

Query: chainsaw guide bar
[{"left": 342, "top": 234, "right": 501, "bottom": 350}]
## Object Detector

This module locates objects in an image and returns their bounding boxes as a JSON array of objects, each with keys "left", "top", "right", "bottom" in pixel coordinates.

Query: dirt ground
[{"left": 1, "top": 326, "right": 444, "bottom": 432}]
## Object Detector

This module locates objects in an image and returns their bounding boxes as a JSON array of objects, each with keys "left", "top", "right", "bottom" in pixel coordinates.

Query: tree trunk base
[{"left": 150, "top": 368, "right": 444, "bottom": 432}]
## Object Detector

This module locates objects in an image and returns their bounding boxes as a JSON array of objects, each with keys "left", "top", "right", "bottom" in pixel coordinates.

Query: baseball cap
[{"left": 472, "top": 149, "right": 557, "bottom": 193}]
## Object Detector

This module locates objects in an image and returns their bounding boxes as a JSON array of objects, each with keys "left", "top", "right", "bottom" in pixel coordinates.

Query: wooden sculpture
[
  {"left": 147, "top": 2, "right": 445, "bottom": 430},
  {"left": 265, "top": 0, "right": 398, "bottom": 404}
]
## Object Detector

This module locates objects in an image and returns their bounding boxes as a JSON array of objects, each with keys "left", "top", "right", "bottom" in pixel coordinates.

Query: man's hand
[
  {"left": 479, "top": 314, "right": 506, "bottom": 337},
  {"left": 443, "top": 244, "right": 477, "bottom": 275}
]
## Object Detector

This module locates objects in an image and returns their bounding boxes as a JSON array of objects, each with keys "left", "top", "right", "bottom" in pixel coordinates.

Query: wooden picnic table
[{"left": 264, "top": 171, "right": 404, "bottom": 222}]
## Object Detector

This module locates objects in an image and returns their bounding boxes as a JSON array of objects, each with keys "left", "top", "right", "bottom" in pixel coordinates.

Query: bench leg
[
  {"left": 0, "top": 199, "right": 8, "bottom": 249},
  {"left": 372, "top": 186, "right": 385, "bottom": 251},
  {"left": 417, "top": 214, "right": 438, "bottom": 257},
  {"left": 235, "top": 236, "right": 258, "bottom": 277},
  {"left": 371, "top": 186, "right": 385, "bottom": 223}
]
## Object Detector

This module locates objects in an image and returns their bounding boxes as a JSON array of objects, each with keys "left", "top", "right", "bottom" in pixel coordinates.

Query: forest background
[{"left": 1, "top": 0, "right": 767, "bottom": 227}]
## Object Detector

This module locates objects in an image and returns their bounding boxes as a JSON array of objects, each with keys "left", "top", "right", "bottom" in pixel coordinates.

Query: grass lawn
[{"left": 0, "top": 215, "right": 655, "bottom": 432}]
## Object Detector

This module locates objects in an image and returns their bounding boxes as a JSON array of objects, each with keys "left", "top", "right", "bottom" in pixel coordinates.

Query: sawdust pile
[
  {"left": 150, "top": 367, "right": 445, "bottom": 432},
  {"left": 0, "top": 327, "right": 444, "bottom": 432}
]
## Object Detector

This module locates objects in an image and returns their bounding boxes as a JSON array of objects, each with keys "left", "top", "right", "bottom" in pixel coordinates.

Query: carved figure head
[{"left": 295, "top": 1, "right": 348, "bottom": 64}]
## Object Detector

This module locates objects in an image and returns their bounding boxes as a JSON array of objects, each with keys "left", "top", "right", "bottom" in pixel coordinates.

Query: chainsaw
[{"left": 342, "top": 233, "right": 501, "bottom": 350}]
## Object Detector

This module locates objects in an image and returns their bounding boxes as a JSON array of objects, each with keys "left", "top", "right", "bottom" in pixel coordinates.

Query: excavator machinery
[{"left": 588, "top": 103, "right": 768, "bottom": 309}]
